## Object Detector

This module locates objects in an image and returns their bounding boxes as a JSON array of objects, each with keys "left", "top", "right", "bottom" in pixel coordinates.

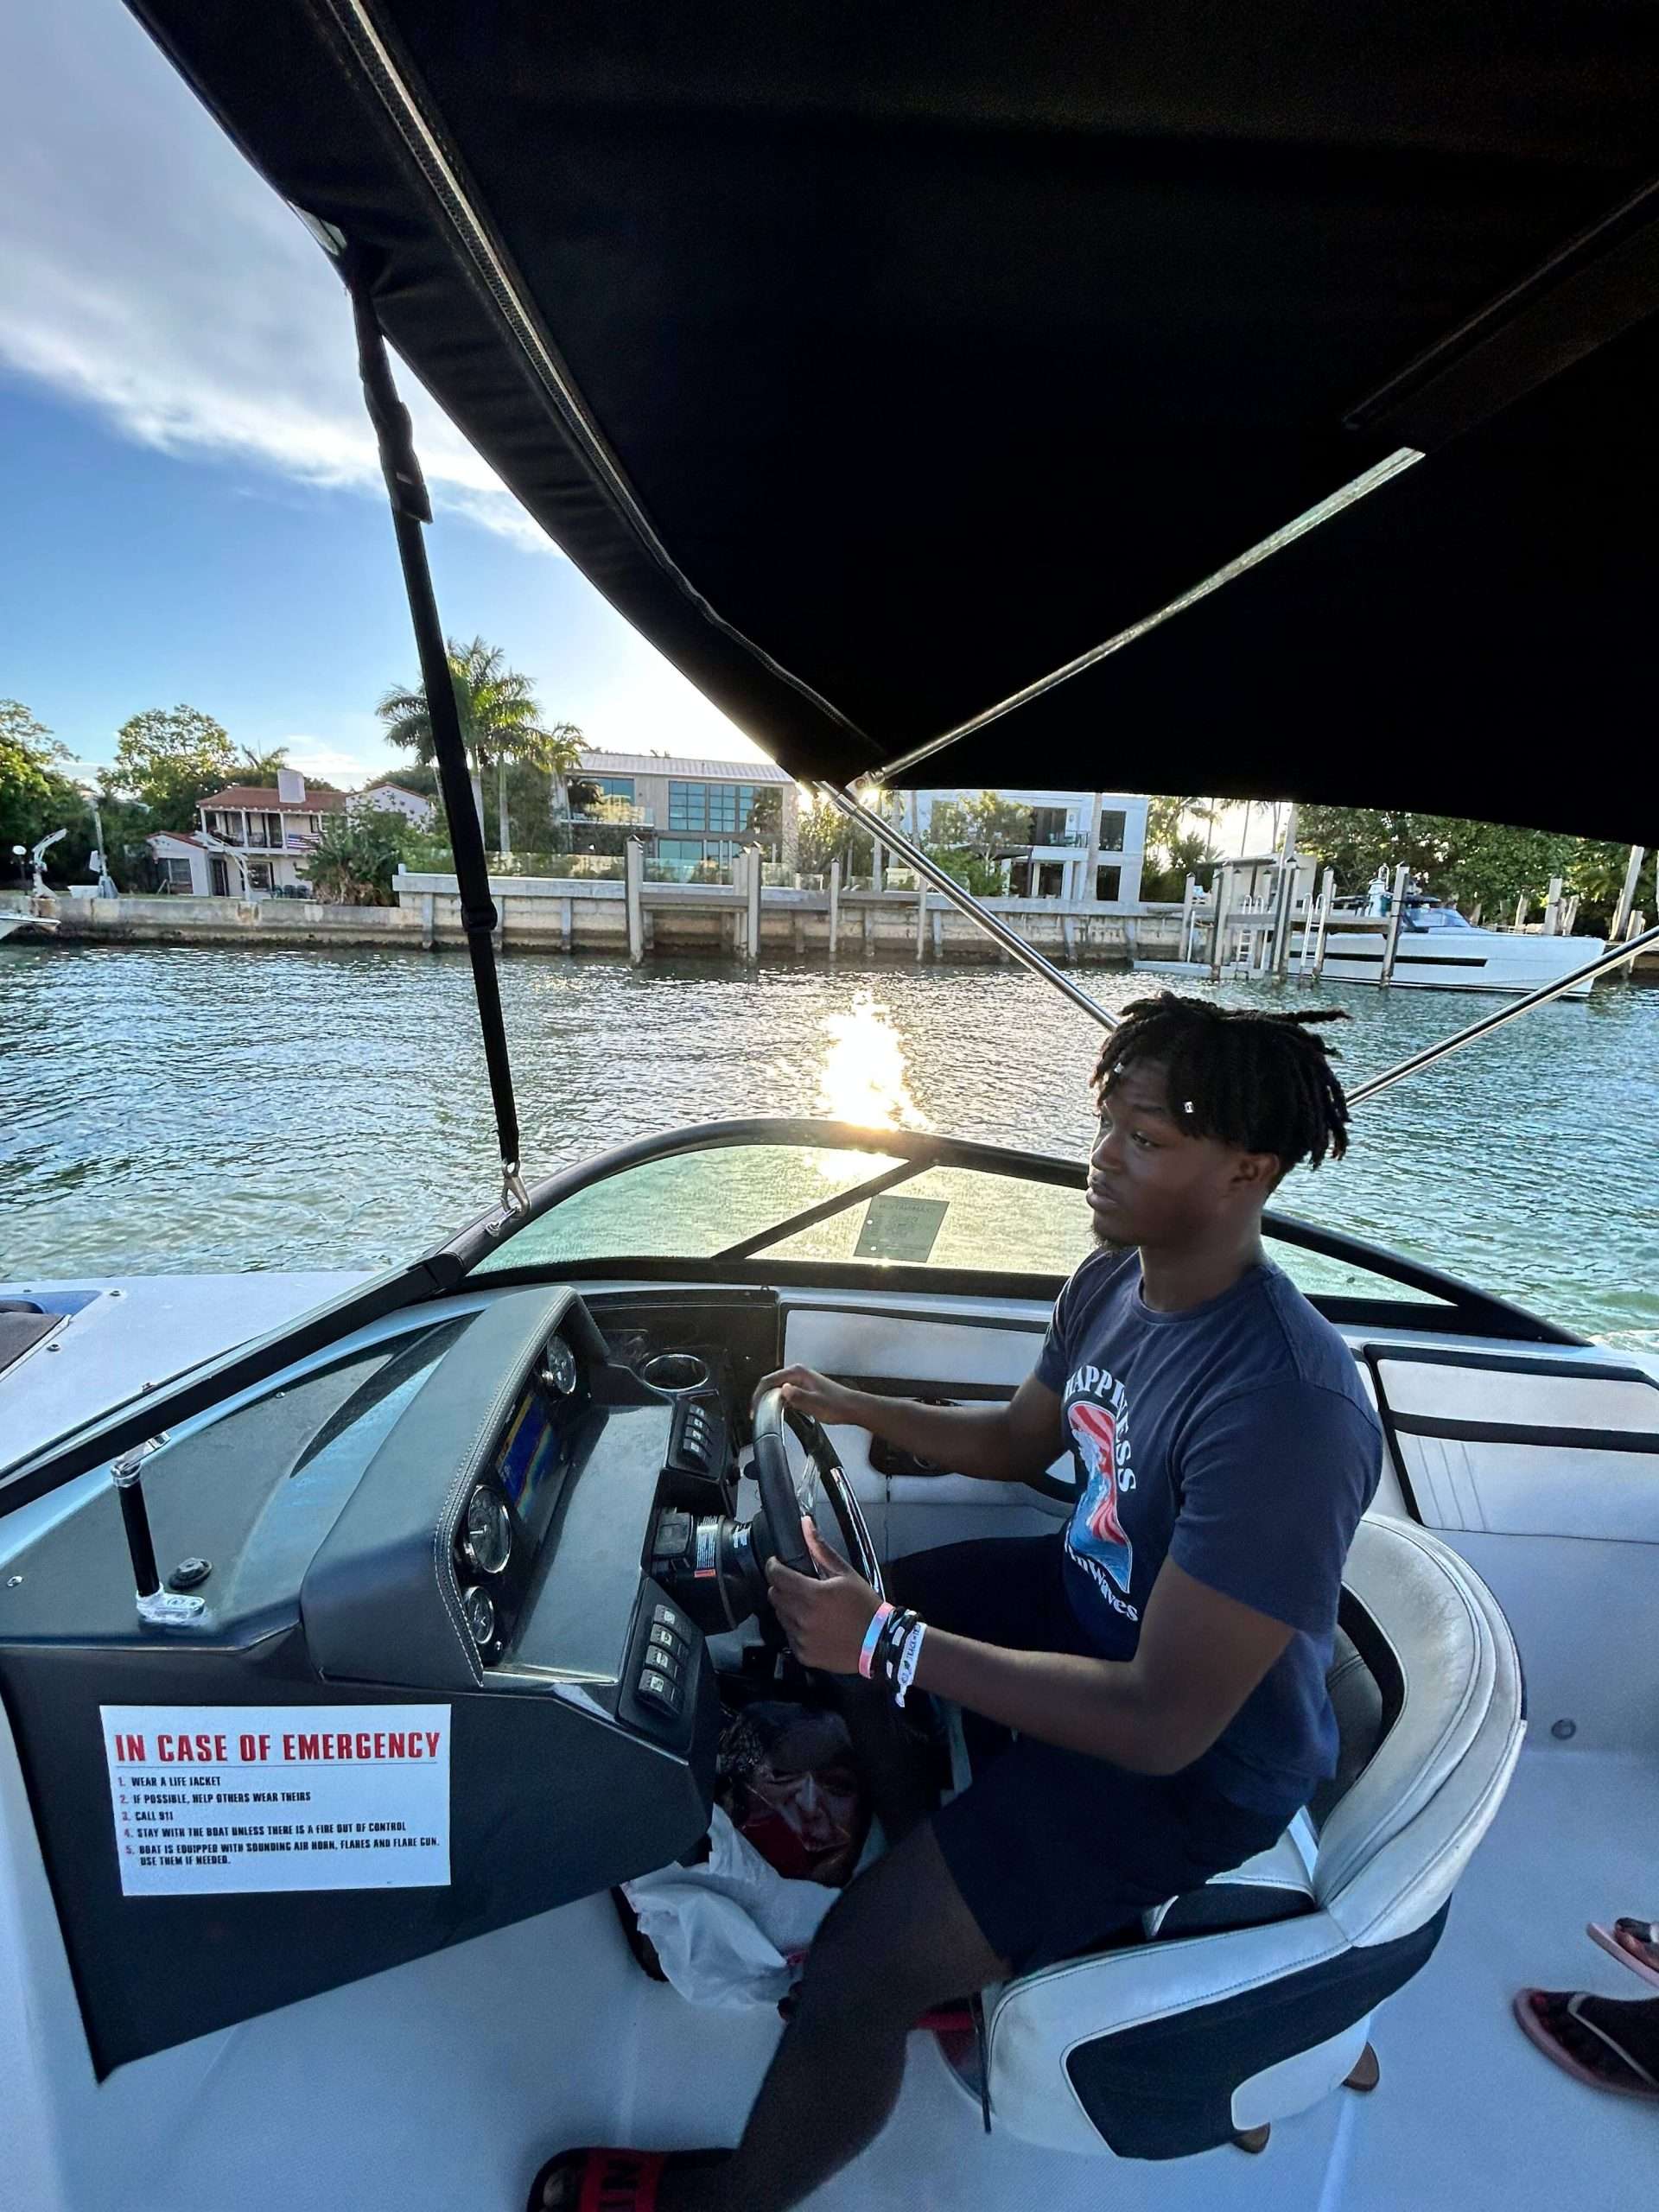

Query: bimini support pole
[
  {"left": 818, "top": 784, "right": 1117, "bottom": 1030},
  {"left": 345, "top": 254, "right": 527, "bottom": 1222}
]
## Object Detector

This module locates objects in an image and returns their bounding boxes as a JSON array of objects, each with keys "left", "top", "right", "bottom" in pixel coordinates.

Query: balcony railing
[
  {"left": 201, "top": 818, "right": 318, "bottom": 849},
  {"left": 570, "top": 804, "right": 656, "bottom": 827}
]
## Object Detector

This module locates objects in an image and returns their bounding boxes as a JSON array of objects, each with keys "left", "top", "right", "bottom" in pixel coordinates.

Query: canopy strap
[{"left": 345, "top": 253, "right": 526, "bottom": 1217}]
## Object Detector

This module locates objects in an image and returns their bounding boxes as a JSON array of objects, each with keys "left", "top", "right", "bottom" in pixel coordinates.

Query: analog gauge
[
  {"left": 461, "top": 1585, "right": 497, "bottom": 1651},
  {"left": 542, "top": 1337, "right": 579, "bottom": 1395},
  {"left": 463, "top": 1484, "right": 512, "bottom": 1576}
]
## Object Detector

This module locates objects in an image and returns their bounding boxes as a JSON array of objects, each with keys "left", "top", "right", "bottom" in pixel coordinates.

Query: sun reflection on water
[{"left": 817, "top": 992, "right": 930, "bottom": 1135}]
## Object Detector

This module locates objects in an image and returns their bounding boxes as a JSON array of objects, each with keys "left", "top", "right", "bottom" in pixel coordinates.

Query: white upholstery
[
  {"left": 1140, "top": 1822, "right": 1313, "bottom": 1940},
  {"left": 1316, "top": 1518, "right": 1524, "bottom": 1941},
  {"left": 982, "top": 1515, "right": 1526, "bottom": 2156}
]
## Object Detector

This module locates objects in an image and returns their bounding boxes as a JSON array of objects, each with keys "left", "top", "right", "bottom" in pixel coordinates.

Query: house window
[
  {"left": 246, "top": 861, "right": 273, "bottom": 892},
  {"left": 1097, "top": 810, "right": 1127, "bottom": 852},
  {"left": 668, "top": 781, "right": 763, "bottom": 835},
  {"left": 589, "top": 776, "right": 635, "bottom": 800},
  {"left": 1096, "top": 865, "right": 1122, "bottom": 902},
  {"left": 1030, "top": 806, "right": 1071, "bottom": 845},
  {"left": 160, "top": 857, "right": 193, "bottom": 892}
]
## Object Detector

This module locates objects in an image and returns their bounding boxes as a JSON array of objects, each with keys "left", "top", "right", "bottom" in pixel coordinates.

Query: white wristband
[{"left": 894, "top": 1620, "right": 926, "bottom": 1707}]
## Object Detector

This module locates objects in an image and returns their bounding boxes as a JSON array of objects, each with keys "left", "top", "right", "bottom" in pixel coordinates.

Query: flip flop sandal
[
  {"left": 1513, "top": 1989, "right": 1659, "bottom": 2102},
  {"left": 524, "top": 2149, "right": 667, "bottom": 2212},
  {"left": 525, "top": 2147, "right": 731, "bottom": 2212},
  {"left": 1587, "top": 1918, "right": 1659, "bottom": 1993}
]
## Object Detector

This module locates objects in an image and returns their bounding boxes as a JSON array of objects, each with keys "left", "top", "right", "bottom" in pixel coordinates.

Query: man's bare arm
[
  {"left": 910, "top": 1556, "right": 1294, "bottom": 1772},
  {"left": 768, "top": 1537, "right": 1295, "bottom": 1776},
  {"left": 753, "top": 1363, "right": 1066, "bottom": 1484}
]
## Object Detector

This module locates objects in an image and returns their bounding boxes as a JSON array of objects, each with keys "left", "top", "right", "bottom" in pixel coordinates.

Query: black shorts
[{"left": 884, "top": 1535, "right": 1287, "bottom": 1973}]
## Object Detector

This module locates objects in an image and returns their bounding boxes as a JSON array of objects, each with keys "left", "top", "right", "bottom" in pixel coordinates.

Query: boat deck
[{"left": 52, "top": 1740, "right": 1653, "bottom": 2210}]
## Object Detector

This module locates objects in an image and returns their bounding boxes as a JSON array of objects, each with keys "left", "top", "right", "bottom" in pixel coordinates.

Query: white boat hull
[{"left": 1289, "top": 926, "right": 1604, "bottom": 995}]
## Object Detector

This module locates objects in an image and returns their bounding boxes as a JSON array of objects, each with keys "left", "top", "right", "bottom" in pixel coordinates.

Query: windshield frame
[{"left": 445, "top": 1114, "right": 1581, "bottom": 1344}]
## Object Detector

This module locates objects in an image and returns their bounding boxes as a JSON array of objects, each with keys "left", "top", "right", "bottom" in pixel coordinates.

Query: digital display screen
[{"left": 496, "top": 1391, "right": 563, "bottom": 1526}]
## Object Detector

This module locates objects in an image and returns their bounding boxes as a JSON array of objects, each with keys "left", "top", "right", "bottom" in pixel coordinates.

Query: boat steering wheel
[{"left": 749, "top": 1388, "right": 884, "bottom": 1604}]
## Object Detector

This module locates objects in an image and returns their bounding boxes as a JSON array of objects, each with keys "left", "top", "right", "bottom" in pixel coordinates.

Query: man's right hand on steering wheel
[
  {"left": 753, "top": 1363, "right": 870, "bottom": 1429},
  {"left": 754, "top": 1362, "right": 1068, "bottom": 1490}
]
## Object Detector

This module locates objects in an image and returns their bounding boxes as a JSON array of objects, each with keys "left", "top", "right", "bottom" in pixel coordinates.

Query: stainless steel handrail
[{"left": 818, "top": 784, "right": 1119, "bottom": 1031}]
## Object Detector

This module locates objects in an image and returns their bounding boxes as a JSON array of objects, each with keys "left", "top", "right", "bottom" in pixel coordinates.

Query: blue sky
[{"left": 0, "top": 0, "right": 760, "bottom": 788}]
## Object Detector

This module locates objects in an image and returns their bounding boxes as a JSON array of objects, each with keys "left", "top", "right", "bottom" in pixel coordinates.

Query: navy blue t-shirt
[{"left": 1036, "top": 1250, "right": 1382, "bottom": 1817}]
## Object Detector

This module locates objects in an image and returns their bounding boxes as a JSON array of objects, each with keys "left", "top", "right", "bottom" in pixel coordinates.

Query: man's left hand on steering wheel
[{"left": 766, "top": 1517, "right": 880, "bottom": 1674}]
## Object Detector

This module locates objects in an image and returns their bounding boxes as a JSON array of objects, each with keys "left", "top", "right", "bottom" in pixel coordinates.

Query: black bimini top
[{"left": 129, "top": 3, "right": 1658, "bottom": 840}]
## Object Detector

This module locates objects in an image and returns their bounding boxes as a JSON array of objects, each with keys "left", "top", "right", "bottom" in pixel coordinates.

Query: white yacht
[
  {"left": 1300, "top": 901, "right": 1607, "bottom": 997},
  {"left": 3, "top": 10, "right": 1656, "bottom": 2212}
]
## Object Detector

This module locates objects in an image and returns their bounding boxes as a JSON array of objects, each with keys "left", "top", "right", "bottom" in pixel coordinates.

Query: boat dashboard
[{"left": 0, "top": 1285, "right": 775, "bottom": 2074}]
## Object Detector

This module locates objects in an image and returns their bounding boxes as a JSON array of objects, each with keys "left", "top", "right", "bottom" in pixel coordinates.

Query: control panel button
[
  {"left": 638, "top": 1669, "right": 682, "bottom": 1715},
  {"left": 651, "top": 1511, "right": 693, "bottom": 1560}
]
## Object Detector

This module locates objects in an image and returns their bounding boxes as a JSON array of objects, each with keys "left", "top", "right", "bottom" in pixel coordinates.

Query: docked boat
[
  {"left": 1297, "top": 901, "right": 1607, "bottom": 996},
  {"left": 3, "top": 10, "right": 1657, "bottom": 2212},
  {"left": 0, "top": 909, "right": 61, "bottom": 942}
]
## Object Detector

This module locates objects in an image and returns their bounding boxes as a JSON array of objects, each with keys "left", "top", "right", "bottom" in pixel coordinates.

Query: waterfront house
[
  {"left": 146, "top": 771, "right": 435, "bottom": 895},
  {"left": 568, "top": 748, "right": 798, "bottom": 879},
  {"left": 908, "top": 788, "right": 1148, "bottom": 903}
]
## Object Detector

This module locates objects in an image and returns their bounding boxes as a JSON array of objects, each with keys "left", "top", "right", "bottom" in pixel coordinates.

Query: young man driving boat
[{"left": 534, "top": 994, "right": 1382, "bottom": 2212}]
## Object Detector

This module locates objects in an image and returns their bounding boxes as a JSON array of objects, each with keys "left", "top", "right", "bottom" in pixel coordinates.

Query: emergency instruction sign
[{"left": 100, "top": 1705, "right": 451, "bottom": 1897}]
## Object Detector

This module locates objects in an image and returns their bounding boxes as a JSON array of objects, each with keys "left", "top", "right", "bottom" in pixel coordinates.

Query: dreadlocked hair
[{"left": 1093, "top": 994, "right": 1351, "bottom": 1175}]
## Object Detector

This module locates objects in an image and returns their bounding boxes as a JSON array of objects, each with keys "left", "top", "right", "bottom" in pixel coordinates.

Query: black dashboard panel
[{"left": 0, "top": 1285, "right": 734, "bottom": 2074}]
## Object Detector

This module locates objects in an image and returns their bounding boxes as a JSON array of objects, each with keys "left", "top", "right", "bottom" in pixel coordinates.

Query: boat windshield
[
  {"left": 1407, "top": 904, "right": 1476, "bottom": 931},
  {"left": 466, "top": 1123, "right": 1455, "bottom": 1310}
]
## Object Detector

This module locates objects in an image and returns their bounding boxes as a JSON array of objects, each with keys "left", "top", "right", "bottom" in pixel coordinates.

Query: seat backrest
[
  {"left": 1313, "top": 1515, "right": 1525, "bottom": 1946},
  {"left": 1307, "top": 1612, "right": 1390, "bottom": 1827}
]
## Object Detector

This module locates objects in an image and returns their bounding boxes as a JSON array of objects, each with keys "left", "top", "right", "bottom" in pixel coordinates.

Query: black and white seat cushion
[{"left": 980, "top": 1516, "right": 1525, "bottom": 2158}]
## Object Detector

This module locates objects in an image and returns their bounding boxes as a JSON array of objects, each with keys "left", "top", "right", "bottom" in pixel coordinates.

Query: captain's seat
[{"left": 976, "top": 1516, "right": 1525, "bottom": 2158}]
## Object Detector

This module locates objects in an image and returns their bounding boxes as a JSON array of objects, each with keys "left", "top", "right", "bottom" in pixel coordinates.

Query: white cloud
[
  {"left": 0, "top": 2, "right": 551, "bottom": 550},
  {"left": 277, "top": 741, "right": 397, "bottom": 789}
]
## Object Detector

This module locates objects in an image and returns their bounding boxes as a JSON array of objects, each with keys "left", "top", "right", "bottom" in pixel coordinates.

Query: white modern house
[
  {"left": 907, "top": 788, "right": 1147, "bottom": 903},
  {"left": 569, "top": 748, "right": 799, "bottom": 878},
  {"left": 146, "top": 772, "right": 435, "bottom": 895}
]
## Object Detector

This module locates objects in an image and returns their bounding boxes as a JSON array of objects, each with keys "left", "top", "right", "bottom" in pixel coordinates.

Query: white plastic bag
[{"left": 620, "top": 1807, "right": 836, "bottom": 2009}]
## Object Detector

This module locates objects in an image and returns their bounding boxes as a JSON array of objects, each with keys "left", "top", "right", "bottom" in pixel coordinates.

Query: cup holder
[{"left": 639, "top": 1351, "right": 712, "bottom": 1396}]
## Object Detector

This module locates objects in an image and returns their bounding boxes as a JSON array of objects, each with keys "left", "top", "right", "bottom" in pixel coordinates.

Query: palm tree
[
  {"left": 376, "top": 637, "right": 582, "bottom": 855},
  {"left": 238, "top": 745, "right": 291, "bottom": 784}
]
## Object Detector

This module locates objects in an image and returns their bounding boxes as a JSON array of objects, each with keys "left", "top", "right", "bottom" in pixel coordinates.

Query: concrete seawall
[{"left": 19, "top": 876, "right": 1188, "bottom": 965}]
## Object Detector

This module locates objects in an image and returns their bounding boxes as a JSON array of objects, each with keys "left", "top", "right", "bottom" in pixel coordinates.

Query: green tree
[
  {"left": 237, "top": 744, "right": 291, "bottom": 784},
  {"left": 796, "top": 800, "right": 872, "bottom": 881},
  {"left": 2, "top": 699, "right": 65, "bottom": 820},
  {"left": 1144, "top": 795, "right": 1219, "bottom": 866},
  {"left": 1294, "top": 805, "right": 1602, "bottom": 925},
  {"left": 2, "top": 702, "right": 75, "bottom": 880},
  {"left": 107, "top": 705, "right": 236, "bottom": 831},
  {"left": 925, "top": 792, "right": 1034, "bottom": 867},
  {"left": 1563, "top": 841, "right": 1656, "bottom": 931},
  {"left": 376, "top": 637, "right": 582, "bottom": 855},
  {"left": 1142, "top": 830, "right": 1213, "bottom": 902},
  {"left": 301, "top": 804, "right": 418, "bottom": 905}
]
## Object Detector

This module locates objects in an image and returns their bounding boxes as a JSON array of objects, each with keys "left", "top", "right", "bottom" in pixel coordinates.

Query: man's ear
[{"left": 1230, "top": 1148, "right": 1281, "bottom": 1199}]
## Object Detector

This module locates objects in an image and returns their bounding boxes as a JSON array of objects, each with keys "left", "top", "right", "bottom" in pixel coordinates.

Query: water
[{"left": 2, "top": 944, "right": 1655, "bottom": 1351}]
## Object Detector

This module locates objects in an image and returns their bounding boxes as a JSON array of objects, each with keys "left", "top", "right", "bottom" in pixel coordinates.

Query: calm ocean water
[{"left": 2, "top": 943, "right": 1654, "bottom": 1351}]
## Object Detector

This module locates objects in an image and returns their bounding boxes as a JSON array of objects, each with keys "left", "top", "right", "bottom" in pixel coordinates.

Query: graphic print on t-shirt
[{"left": 1065, "top": 1370, "right": 1138, "bottom": 1618}]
